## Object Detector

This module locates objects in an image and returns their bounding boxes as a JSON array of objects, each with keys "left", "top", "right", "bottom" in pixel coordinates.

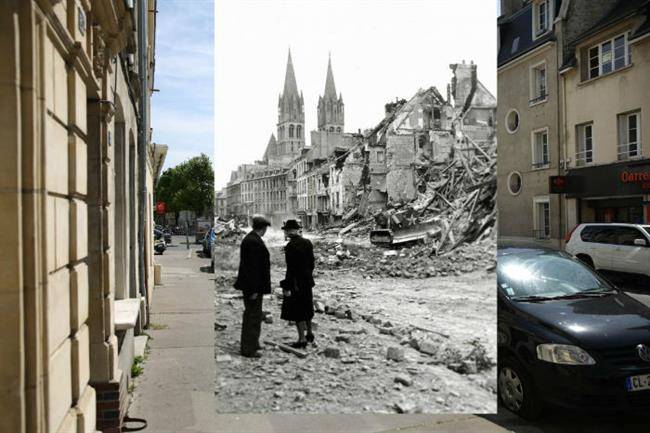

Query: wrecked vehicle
[{"left": 370, "top": 208, "right": 440, "bottom": 247}]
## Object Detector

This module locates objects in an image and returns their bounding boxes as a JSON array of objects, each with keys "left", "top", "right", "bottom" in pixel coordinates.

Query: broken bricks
[{"left": 386, "top": 346, "right": 405, "bottom": 362}]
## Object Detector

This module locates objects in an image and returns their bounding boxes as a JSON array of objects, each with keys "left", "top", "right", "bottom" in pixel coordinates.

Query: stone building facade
[
  {"left": 1, "top": 1, "right": 161, "bottom": 432},
  {"left": 497, "top": 0, "right": 650, "bottom": 248}
]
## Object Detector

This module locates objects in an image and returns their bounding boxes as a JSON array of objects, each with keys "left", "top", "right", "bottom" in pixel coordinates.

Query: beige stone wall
[
  {"left": 1, "top": 0, "right": 158, "bottom": 431},
  {"left": 497, "top": 42, "right": 563, "bottom": 248},
  {"left": 563, "top": 23, "right": 650, "bottom": 168}
]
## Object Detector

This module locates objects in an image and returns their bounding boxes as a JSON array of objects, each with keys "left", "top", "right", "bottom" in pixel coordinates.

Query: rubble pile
[
  {"left": 415, "top": 143, "right": 497, "bottom": 255},
  {"left": 312, "top": 235, "right": 495, "bottom": 279},
  {"left": 336, "top": 136, "right": 497, "bottom": 257}
]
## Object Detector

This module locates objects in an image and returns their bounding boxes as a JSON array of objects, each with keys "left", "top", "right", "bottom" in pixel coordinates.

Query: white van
[{"left": 565, "top": 223, "right": 650, "bottom": 278}]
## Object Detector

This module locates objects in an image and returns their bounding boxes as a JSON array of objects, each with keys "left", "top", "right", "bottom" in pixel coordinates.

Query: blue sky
[{"left": 152, "top": 0, "right": 214, "bottom": 170}]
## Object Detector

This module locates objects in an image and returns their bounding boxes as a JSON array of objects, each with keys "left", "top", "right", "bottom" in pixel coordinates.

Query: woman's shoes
[
  {"left": 306, "top": 333, "right": 315, "bottom": 343},
  {"left": 290, "top": 341, "right": 307, "bottom": 349}
]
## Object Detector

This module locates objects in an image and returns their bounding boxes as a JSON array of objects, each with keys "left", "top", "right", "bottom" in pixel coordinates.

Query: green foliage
[
  {"left": 131, "top": 356, "right": 145, "bottom": 378},
  {"left": 155, "top": 153, "right": 214, "bottom": 216}
]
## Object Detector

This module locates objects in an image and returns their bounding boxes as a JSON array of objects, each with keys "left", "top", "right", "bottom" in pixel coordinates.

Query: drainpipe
[{"left": 137, "top": 0, "right": 148, "bottom": 322}]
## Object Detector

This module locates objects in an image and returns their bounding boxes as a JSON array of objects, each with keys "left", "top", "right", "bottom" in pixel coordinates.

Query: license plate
[{"left": 625, "top": 374, "right": 650, "bottom": 392}]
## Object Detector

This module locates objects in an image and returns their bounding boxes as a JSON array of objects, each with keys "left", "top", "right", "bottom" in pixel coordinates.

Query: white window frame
[
  {"left": 506, "top": 109, "right": 520, "bottom": 134},
  {"left": 529, "top": 60, "right": 547, "bottom": 105},
  {"left": 507, "top": 171, "right": 523, "bottom": 196},
  {"left": 575, "top": 122, "right": 594, "bottom": 166},
  {"left": 532, "top": 0, "right": 552, "bottom": 40},
  {"left": 617, "top": 110, "right": 642, "bottom": 161},
  {"left": 587, "top": 32, "right": 631, "bottom": 80},
  {"left": 533, "top": 196, "right": 551, "bottom": 240},
  {"left": 531, "top": 127, "right": 550, "bottom": 169}
]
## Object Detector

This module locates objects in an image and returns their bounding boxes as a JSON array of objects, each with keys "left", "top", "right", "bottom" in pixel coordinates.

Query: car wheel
[
  {"left": 576, "top": 254, "right": 594, "bottom": 269},
  {"left": 498, "top": 357, "right": 542, "bottom": 419}
]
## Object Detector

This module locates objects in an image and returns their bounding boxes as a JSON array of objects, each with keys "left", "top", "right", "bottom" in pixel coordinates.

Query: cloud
[{"left": 152, "top": 0, "right": 214, "bottom": 171}]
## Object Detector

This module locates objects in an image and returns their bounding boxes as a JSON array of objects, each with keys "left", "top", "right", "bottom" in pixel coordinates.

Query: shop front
[{"left": 564, "top": 159, "right": 650, "bottom": 225}]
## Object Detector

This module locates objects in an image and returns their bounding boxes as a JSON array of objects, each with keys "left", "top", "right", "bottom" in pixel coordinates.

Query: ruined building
[
  {"left": 224, "top": 56, "right": 495, "bottom": 231},
  {"left": 331, "top": 61, "right": 496, "bottom": 222}
]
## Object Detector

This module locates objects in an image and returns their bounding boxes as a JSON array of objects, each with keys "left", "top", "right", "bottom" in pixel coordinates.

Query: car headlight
[{"left": 536, "top": 344, "right": 596, "bottom": 365}]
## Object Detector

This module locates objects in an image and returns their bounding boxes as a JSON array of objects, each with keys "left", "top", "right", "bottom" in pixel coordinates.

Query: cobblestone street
[{"left": 214, "top": 232, "right": 497, "bottom": 414}]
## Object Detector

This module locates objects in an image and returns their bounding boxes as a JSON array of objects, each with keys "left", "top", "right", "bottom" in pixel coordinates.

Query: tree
[{"left": 155, "top": 153, "right": 214, "bottom": 217}]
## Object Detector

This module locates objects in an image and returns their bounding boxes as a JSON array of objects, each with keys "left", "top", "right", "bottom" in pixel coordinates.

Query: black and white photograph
[{"left": 213, "top": 0, "right": 498, "bottom": 414}]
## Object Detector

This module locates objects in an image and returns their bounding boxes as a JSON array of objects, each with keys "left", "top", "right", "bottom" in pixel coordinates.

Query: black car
[
  {"left": 163, "top": 229, "right": 172, "bottom": 244},
  {"left": 497, "top": 248, "right": 650, "bottom": 418}
]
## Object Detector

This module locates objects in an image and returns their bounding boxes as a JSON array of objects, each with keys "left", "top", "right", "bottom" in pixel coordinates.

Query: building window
[
  {"left": 533, "top": 0, "right": 550, "bottom": 39},
  {"left": 377, "top": 150, "right": 385, "bottom": 163},
  {"left": 506, "top": 109, "right": 519, "bottom": 134},
  {"left": 576, "top": 123, "right": 593, "bottom": 166},
  {"left": 588, "top": 33, "right": 630, "bottom": 80},
  {"left": 533, "top": 197, "right": 551, "bottom": 240},
  {"left": 507, "top": 171, "right": 522, "bottom": 195},
  {"left": 289, "top": 124, "right": 294, "bottom": 138},
  {"left": 337, "top": 127, "right": 341, "bottom": 133},
  {"left": 530, "top": 62, "right": 547, "bottom": 104},
  {"left": 329, "top": 126, "right": 334, "bottom": 132},
  {"left": 617, "top": 111, "right": 641, "bottom": 160},
  {"left": 532, "top": 128, "right": 549, "bottom": 168},
  {"left": 296, "top": 125, "right": 302, "bottom": 138}
]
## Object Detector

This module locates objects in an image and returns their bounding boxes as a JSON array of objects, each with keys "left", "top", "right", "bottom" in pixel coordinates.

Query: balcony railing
[
  {"left": 529, "top": 93, "right": 547, "bottom": 105},
  {"left": 531, "top": 160, "right": 550, "bottom": 169},
  {"left": 617, "top": 142, "right": 640, "bottom": 161},
  {"left": 575, "top": 149, "right": 593, "bottom": 166}
]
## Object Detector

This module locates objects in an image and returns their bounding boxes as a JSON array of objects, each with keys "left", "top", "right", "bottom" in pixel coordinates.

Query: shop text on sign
[{"left": 620, "top": 170, "right": 650, "bottom": 190}]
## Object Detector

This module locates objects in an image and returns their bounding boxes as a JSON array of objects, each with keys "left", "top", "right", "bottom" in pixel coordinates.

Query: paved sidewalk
[
  {"left": 128, "top": 237, "right": 509, "bottom": 433},
  {"left": 128, "top": 238, "right": 217, "bottom": 433}
]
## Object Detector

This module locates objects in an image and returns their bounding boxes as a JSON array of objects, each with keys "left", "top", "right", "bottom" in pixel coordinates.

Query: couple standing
[{"left": 234, "top": 215, "right": 316, "bottom": 358}]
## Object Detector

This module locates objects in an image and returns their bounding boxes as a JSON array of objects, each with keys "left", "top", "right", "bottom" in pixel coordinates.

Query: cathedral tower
[
  {"left": 273, "top": 49, "right": 305, "bottom": 164},
  {"left": 317, "top": 54, "right": 344, "bottom": 132}
]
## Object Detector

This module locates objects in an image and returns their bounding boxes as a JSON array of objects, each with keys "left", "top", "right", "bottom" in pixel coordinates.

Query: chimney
[{"left": 500, "top": 0, "right": 524, "bottom": 17}]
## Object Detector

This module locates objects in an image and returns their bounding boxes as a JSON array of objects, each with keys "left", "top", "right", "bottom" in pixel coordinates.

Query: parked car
[
  {"left": 154, "top": 238, "right": 166, "bottom": 255},
  {"left": 163, "top": 228, "right": 172, "bottom": 244},
  {"left": 210, "top": 236, "right": 217, "bottom": 273},
  {"left": 565, "top": 223, "right": 650, "bottom": 278},
  {"left": 195, "top": 218, "right": 212, "bottom": 244},
  {"left": 202, "top": 228, "right": 217, "bottom": 258},
  {"left": 497, "top": 247, "right": 650, "bottom": 418}
]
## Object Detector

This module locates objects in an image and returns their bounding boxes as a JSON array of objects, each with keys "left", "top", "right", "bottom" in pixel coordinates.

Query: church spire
[
  {"left": 282, "top": 48, "right": 299, "bottom": 99},
  {"left": 324, "top": 53, "right": 337, "bottom": 99}
]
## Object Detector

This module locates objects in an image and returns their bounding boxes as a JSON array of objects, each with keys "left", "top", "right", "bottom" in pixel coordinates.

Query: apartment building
[
  {"left": 497, "top": 0, "right": 563, "bottom": 247},
  {"left": 561, "top": 0, "right": 650, "bottom": 228},
  {"left": 1, "top": 1, "right": 161, "bottom": 432},
  {"left": 497, "top": 0, "right": 650, "bottom": 248}
]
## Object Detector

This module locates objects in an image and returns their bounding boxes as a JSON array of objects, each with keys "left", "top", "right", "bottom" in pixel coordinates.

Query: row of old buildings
[
  {"left": 1, "top": 1, "right": 166, "bottom": 432},
  {"left": 497, "top": 0, "right": 650, "bottom": 247},
  {"left": 219, "top": 52, "right": 496, "bottom": 229}
]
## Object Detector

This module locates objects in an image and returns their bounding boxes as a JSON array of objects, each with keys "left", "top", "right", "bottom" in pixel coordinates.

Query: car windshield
[
  {"left": 644, "top": 226, "right": 650, "bottom": 236},
  {"left": 498, "top": 252, "right": 613, "bottom": 301}
]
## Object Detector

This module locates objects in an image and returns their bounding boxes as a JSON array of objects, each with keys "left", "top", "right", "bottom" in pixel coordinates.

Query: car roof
[
  {"left": 497, "top": 247, "right": 562, "bottom": 257},
  {"left": 578, "top": 222, "right": 647, "bottom": 228}
]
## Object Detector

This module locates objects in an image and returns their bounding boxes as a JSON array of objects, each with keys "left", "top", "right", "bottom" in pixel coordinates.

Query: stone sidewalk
[{"left": 127, "top": 237, "right": 509, "bottom": 433}]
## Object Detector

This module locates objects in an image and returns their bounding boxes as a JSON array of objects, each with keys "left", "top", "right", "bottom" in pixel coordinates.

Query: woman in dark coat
[{"left": 280, "top": 219, "right": 315, "bottom": 348}]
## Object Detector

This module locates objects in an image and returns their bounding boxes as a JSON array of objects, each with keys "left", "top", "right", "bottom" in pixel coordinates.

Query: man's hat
[
  {"left": 281, "top": 219, "right": 301, "bottom": 231},
  {"left": 251, "top": 215, "right": 271, "bottom": 229}
]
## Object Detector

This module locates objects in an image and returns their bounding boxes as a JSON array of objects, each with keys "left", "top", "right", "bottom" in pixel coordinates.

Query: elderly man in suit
[{"left": 234, "top": 215, "right": 272, "bottom": 358}]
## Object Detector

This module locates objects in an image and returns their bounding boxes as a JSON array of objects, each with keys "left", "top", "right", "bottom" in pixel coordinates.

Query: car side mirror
[{"left": 634, "top": 238, "right": 648, "bottom": 247}]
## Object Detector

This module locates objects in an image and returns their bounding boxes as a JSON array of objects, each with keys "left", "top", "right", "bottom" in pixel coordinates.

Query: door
[{"left": 611, "top": 226, "right": 650, "bottom": 275}]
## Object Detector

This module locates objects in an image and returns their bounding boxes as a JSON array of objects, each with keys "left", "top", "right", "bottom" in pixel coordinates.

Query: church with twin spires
[{"left": 264, "top": 49, "right": 345, "bottom": 166}]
